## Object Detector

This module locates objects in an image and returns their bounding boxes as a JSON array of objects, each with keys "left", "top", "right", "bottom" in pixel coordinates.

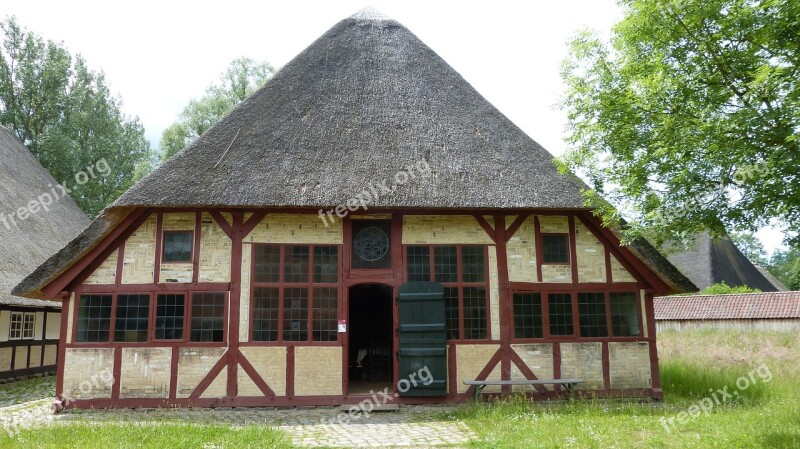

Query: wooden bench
[{"left": 463, "top": 379, "right": 584, "bottom": 401}]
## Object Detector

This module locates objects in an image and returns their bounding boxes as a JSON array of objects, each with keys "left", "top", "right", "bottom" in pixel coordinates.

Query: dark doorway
[{"left": 348, "top": 284, "right": 393, "bottom": 395}]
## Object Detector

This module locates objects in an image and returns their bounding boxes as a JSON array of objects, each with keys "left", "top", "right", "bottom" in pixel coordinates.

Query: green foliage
[
  {"left": 699, "top": 282, "right": 760, "bottom": 294},
  {"left": 560, "top": 0, "right": 800, "bottom": 247},
  {"left": 767, "top": 246, "right": 800, "bottom": 289},
  {"left": 728, "top": 231, "right": 768, "bottom": 265},
  {"left": 0, "top": 17, "right": 153, "bottom": 217},
  {"left": 160, "top": 57, "right": 275, "bottom": 161}
]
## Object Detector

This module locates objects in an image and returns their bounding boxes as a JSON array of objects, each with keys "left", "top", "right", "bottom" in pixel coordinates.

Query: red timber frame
[{"left": 46, "top": 207, "right": 670, "bottom": 408}]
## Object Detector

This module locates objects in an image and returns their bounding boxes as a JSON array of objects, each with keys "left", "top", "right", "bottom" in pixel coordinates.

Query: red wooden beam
[
  {"left": 238, "top": 354, "right": 275, "bottom": 397},
  {"left": 463, "top": 348, "right": 501, "bottom": 398},
  {"left": 154, "top": 213, "right": 163, "bottom": 284},
  {"left": 227, "top": 211, "right": 245, "bottom": 397},
  {"left": 504, "top": 213, "right": 530, "bottom": 242},
  {"left": 169, "top": 347, "right": 179, "bottom": 399},
  {"left": 473, "top": 215, "right": 497, "bottom": 243},
  {"left": 208, "top": 211, "right": 233, "bottom": 239},
  {"left": 533, "top": 216, "right": 543, "bottom": 283},
  {"left": 493, "top": 214, "right": 511, "bottom": 394},
  {"left": 509, "top": 348, "right": 547, "bottom": 393},
  {"left": 568, "top": 215, "right": 579, "bottom": 284},
  {"left": 115, "top": 242, "right": 126, "bottom": 285},
  {"left": 189, "top": 352, "right": 229, "bottom": 399},
  {"left": 242, "top": 211, "right": 267, "bottom": 238},
  {"left": 576, "top": 213, "right": 670, "bottom": 293},
  {"left": 192, "top": 212, "right": 201, "bottom": 284}
]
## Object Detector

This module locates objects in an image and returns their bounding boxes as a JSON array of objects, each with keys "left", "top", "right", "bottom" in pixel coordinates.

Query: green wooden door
[{"left": 397, "top": 281, "right": 447, "bottom": 396}]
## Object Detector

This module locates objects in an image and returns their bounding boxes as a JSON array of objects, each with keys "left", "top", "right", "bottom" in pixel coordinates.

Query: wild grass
[{"left": 449, "top": 330, "right": 800, "bottom": 448}]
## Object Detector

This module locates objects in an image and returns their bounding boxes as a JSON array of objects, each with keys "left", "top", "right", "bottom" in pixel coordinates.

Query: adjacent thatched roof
[
  {"left": 0, "top": 126, "right": 89, "bottom": 306},
  {"left": 666, "top": 233, "right": 780, "bottom": 292},
  {"left": 13, "top": 9, "right": 695, "bottom": 298},
  {"left": 655, "top": 292, "right": 800, "bottom": 320}
]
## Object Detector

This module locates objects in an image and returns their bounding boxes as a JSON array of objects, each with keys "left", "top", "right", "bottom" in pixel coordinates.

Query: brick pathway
[{"left": 0, "top": 380, "right": 475, "bottom": 448}]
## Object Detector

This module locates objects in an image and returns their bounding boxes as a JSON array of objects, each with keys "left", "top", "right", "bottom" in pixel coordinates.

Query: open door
[{"left": 397, "top": 281, "right": 447, "bottom": 396}]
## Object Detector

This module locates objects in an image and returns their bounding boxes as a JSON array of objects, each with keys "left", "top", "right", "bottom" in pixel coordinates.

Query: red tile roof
[{"left": 654, "top": 292, "right": 800, "bottom": 320}]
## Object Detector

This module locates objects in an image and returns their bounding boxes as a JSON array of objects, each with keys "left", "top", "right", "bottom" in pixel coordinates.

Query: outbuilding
[
  {"left": 0, "top": 126, "right": 89, "bottom": 380},
  {"left": 15, "top": 9, "right": 694, "bottom": 408}
]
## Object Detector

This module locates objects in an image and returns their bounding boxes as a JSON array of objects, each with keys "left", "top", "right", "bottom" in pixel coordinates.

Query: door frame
[{"left": 344, "top": 282, "right": 398, "bottom": 396}]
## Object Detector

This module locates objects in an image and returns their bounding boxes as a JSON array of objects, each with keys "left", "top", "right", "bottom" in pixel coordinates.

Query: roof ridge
[{"left": 350, "top": 6, "right": 392, "bottom": 21}]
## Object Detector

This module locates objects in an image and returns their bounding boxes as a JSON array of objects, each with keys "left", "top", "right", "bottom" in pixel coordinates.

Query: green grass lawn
[
  {"left": 1, "top": 329, "right": 798, "bottom": 448},
  {"left": 2, "top": 423, "right": 292, "bottom": 449}
]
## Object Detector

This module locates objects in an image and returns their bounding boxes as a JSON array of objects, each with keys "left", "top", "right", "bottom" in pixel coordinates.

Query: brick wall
[
  {"left": 176, "top": 347, "right": 227, "bottom": 398},
  {"left": 84, "top": 249, "right": 118, "bottom": 284},
  {"left": 199, "top": 212, "right": 231, "bottom": 282},
  {"left": 119, "top": 347, "right": 171, "bottom": 398},
  {"left": 507, "top": 215, "right": 537, "bottom": 283},
  {"left": 575, "top": 222, "right": 606, "bottom": 283},
  {"left": 62, "top": 348, "right": 114, "bottom": 399},
  {"left": 246, "top": 213, "right": 343, "bottom": 244},
  {"left": 294, "top": 347, "right": 342, "bottom": 396},
  {"left": 559, "top": 342, "right": 604, "bottom": 390},
  {"left": 609, "top": 342, "right": 651, "bottom": 389},
  {"left": 610, "top": 254, "right": 637, "bottom": 282},
  {"left": 488, "top": 246, "right": 500, "bottom": 339},
  {"left": 121, "top": 215, "right": 157, "bottom": 284},
  {"left": 402, "top": 216, "right": 494, "bottom": 244},
  {"left": 511, "top": 344, "right": 555, "bottom": 392},
  {"left": 456, "top": 344, "right": 501, "bottom": 393},
  {"left": 240, "top": 245, "right": 252, "bottom": 343},
  {"left": 240, "top": 346, "right": 286, "bottom": 396}
]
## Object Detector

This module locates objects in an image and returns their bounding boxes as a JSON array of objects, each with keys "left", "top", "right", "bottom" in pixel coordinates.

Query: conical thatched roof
[
  {"left": 114, "top": 8, "right": 588, "bottom": 209},
  {"left": 666, "top": 233, "right": 780, "bottom": 292},
  {"left": 13, "top": 9, "right": 696, "bottom": 298},
  {"left": 0, "top": 126, "right": 89, "bottom": 306}
]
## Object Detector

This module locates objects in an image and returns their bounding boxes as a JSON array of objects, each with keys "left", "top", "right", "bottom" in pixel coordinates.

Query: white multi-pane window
[{"left": 9, "top": 312, "right": 35, "bottom": 340}]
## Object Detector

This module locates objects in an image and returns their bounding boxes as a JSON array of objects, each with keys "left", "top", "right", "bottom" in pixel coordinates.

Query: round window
[{"left": 354, "top": 226, "right": 390, "bottom": 262}]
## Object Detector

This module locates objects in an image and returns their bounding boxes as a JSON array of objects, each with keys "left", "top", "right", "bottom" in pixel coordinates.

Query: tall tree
[
  {"left": 767, "top": 247, "right": 800, "bottom": 290},
  {"left": 560, "top": 0, "right": 800, "bottom": 246},
  {"left": 0, "top": 17, "right": 152, "bottom": 216},
  {"left": 729, "top": 231, "right": 768, "bottom": 265},
  {"left": 160, "top": 57, "right": 275, "bottom": 161}
]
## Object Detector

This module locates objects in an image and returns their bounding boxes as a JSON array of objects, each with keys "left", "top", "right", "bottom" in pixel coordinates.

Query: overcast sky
[{"left": 5, "top": 0, "right": 785, "bottom": 253}]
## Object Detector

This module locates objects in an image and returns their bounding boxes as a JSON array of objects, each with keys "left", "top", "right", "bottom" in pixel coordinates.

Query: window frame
[
  {"left": 541, "top": 233, "right": 571, "bottom": 265},
  {"left": 249, "top": 244, "right": 342, "bottom": 344},
  {"left": 9, "top": 312, "right": 36, "bottom": 340},
  {"left": 72, "top": 291, "right": 228, "bottom": 346},
  {"left": 510, "top": 290, "right": 644, "bottom": 341},
  {"left": 402, "top": 244, "right": 491, "bottom": 341},
  {"left": 161, "top": 230, "right": 194, "bottom": 264}
]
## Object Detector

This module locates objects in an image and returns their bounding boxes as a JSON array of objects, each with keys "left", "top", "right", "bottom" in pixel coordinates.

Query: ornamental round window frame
[{"left": 353, "top": 226, "right": 390, "bottom": 262}]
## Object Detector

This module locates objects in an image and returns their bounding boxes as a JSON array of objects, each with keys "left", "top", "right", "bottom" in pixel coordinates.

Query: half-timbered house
[{"left": 14, "top": 9, "right": 695, "bottom": 408}]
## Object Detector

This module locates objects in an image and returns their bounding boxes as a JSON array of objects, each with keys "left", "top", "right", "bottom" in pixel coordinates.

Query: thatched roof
[
  {"left": 666, "top": 233, "right": 780, "bottom": 292},
  {"left": 0, "top": 126, "right": 89, "bottom": 306},
  {"left": 13, "top": 9, "right": 695, "bottom": 298}
]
